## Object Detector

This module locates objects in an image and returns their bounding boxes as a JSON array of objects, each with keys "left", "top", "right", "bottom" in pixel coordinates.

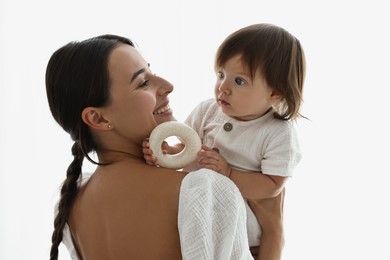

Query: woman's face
[{"left": 104, "top": 44, "right": 174, "bottom": 143}]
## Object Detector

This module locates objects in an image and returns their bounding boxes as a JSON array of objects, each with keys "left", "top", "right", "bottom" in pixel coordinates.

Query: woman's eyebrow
[{"left": 130, "top": 68, "right": 146, "bottom": 83}]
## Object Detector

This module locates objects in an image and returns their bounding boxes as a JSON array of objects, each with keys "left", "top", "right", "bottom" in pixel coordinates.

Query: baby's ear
[
  {"left": 270, "top": 90, "right": 283, "bottom": 103},
  {"left": 81, "top": 107, "right": 111, "bottom": 131}
]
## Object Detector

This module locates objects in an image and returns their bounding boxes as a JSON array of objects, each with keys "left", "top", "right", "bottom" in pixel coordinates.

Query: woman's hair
[
  {"left": 45, "top": 34, "right": 135, "bottom": 260},
  {"left": 215, "top": 23, "right": 306, "bottom": 120}
]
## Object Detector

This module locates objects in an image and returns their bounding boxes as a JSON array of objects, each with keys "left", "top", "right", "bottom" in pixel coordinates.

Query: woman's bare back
[{"left": 68, "top": 161, "right": 186, "bottom": 259}]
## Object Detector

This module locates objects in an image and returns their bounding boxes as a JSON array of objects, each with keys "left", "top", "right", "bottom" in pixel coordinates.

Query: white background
[{"left": 1, "top": 0, "right": 390, "bottom": 259}]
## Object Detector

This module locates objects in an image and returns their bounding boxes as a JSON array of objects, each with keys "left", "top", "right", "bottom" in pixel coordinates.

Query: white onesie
[{"left": 184, "top": 98, "right": 302, "bottom": 246}]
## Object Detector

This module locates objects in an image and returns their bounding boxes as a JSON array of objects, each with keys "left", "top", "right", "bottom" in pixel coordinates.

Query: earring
[{"left": 107, "top": 124, "right": 112, "bottom": 129}]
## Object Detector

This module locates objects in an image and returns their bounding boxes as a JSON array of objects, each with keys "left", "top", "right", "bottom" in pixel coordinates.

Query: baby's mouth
[
  {"left": 153, "top": 105, "right": 170, "bottom": 115},
  {"left": 218, "top": 99, "right": 230, "bottom": 106}
]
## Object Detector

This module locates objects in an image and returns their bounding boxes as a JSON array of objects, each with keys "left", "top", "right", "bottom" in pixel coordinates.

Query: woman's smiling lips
[{"left": 153, "top": 103, "right": 171, "bottom": 115}]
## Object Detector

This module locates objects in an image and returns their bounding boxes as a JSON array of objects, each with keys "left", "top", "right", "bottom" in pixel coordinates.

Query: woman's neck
[{"left": 96, "top": 148, "right": 144, "bottom": 165}]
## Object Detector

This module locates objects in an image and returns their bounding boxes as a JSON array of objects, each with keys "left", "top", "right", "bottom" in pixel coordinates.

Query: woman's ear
[{"left": 81, "top": 107, "right": 112, "bottom": 131}]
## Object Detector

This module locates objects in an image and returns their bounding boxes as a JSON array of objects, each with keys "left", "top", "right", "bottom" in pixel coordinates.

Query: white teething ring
[{"left": 149, "top": 121, "right": 201, "bottom": 169}]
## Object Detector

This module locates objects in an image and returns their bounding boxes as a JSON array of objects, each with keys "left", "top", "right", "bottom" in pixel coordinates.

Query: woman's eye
[
  {"left": 235, "top": 77, "right": 245, "bottom": 86},
  {"left": 139, "top": 80, "right": 150, "bottom": 88}
]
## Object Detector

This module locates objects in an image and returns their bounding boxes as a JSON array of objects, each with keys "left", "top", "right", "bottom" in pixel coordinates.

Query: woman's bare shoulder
[
  {"left": 69, "top": 163, "right": 186, "bottom": 258},
  {"left": 84, "top": 163, "right": 186, "bottom": 198}
]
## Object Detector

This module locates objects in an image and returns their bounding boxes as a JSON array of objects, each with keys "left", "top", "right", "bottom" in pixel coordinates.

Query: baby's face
[{"left": 214, "top": 54, "right": 280, "bottom": 121}]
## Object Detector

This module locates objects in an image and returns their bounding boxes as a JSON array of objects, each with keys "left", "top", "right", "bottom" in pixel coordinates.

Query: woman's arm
[{"left": 248, "top": 188, "right": 286, "bottom": 260}]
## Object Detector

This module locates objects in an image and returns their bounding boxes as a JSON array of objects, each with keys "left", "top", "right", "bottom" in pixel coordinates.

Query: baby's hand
[
  {"left": 142, "top": 138, "right": 170, "bottom": 166},
  {"left": 197, "top": 145, "right": 232, "bottom": 177}
]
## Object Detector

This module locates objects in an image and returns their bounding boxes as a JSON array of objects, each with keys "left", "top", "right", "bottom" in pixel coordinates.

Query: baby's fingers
[
  {"left": 161, "top": 141, "right": 169, "bottom": 154},
  {"left": 198, "top": 149, "right": 220, "bottom": 161},
  {"left": 142, "top": 138, "right": 158, "bottom": 165},
  {"left": 144, "top": 153, "right": 158, "bottom": 165},
  {"left": 142, "top": 138, "right": 150, "bottom": 148}
]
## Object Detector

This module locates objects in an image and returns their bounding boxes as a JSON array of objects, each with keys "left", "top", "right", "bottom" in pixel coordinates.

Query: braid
[
  {"left": 46, "top": 34, "right": 134, "bottom": 259},
  {"left": 50, "top": 142, "right": 84, "bottom": 260}
]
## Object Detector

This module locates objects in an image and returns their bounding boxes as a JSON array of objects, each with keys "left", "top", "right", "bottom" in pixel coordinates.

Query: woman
[{"left": 46, "top": 34, "right": 253, "bottom": 259}]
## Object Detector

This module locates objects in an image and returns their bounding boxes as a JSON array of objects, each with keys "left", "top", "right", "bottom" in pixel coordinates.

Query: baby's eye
[
  {"left": 235, "top": 77, "right": 246, "bottom": 86},
  {"left": 217, "top": 72, "right": 224, "bottom": 79}
]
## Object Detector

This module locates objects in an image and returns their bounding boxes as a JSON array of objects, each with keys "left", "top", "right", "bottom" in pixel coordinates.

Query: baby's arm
[
  {"left": 197, "top": 145, "right": 286, "bottom": 200},
  {"left": 229, "top": 169, "right": 286, "bottom": 200}
]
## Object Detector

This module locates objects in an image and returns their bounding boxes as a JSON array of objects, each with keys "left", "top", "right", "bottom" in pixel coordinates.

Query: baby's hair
[
  {"left": 46, "top": 34, "right": 135, "bottom": 260},
  {"left": 215, "top": 23, "right": 306, "bottom": 120}
]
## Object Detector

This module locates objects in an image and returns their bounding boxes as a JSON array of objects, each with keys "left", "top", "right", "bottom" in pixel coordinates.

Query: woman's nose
[{"left": 155, "top": 75, "right": 174, "bottom": 95}]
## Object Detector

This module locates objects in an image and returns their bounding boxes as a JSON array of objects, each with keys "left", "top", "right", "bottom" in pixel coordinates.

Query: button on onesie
[{"left": 223, "top": 122, "right": 233, "bottom": 132}]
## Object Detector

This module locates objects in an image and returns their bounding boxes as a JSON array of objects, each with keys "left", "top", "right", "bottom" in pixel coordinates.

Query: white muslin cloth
[{"left": 178, "top": 169, "right": 253, "bottom": 260}]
